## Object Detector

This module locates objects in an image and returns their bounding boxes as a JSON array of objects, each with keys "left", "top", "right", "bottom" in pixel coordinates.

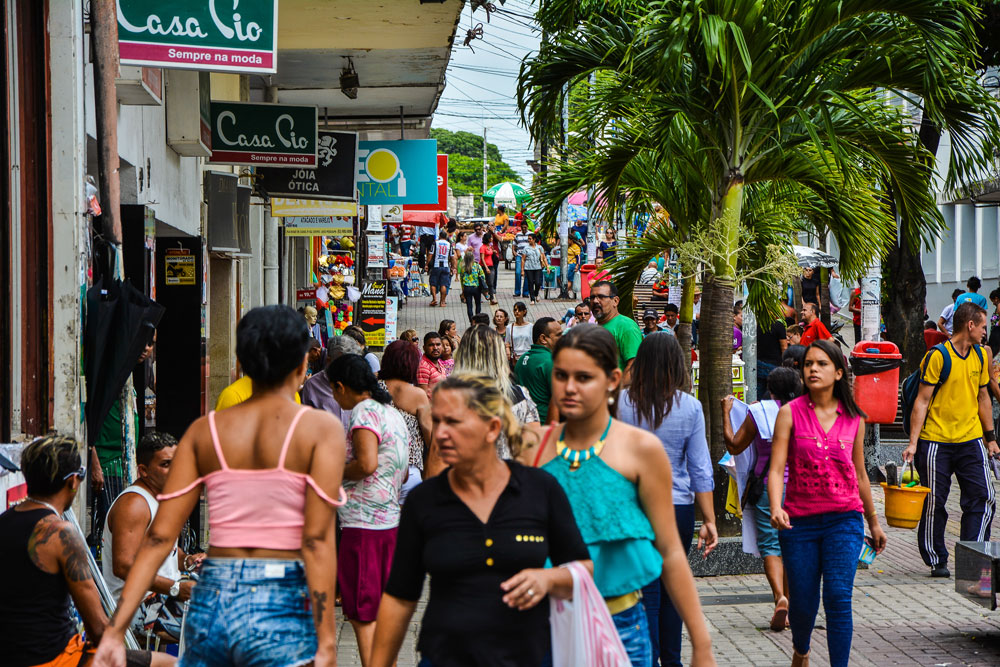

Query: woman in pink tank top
[
  {"left": 767, "top": 340, "right": 887, "bottom": 667},
  {"left": 95, "top": 306, "right": 347, "bottom": 667}
]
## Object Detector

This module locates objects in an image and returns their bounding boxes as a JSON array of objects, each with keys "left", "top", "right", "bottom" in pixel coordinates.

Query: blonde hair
[
  {"left": 435, "top": 372, "right": 523, "bottom": 457},
  {"left": 453, "top": 325, "right": 513, "bottom": 401},
  {"left": 463, "top": 248, "right": 475, "bottom": 275}
]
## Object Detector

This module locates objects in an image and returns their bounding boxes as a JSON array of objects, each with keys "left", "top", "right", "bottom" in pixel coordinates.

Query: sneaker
[{"left": 930, "top": 566, "right": 951, "bottom": 578}]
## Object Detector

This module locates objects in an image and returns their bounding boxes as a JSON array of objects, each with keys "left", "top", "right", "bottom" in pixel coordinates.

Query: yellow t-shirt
[
  {"left": 918, "top": 341, "right": 988, "bottom": 443},
  {"left": 567, "top": 243, "right": 581, "bottom": 264},
  {"left": 494, "top": 212, "right": 509, "bottom": 230},
  {"left": 215, "top": 375, "right": 301, "bottom": 411}
]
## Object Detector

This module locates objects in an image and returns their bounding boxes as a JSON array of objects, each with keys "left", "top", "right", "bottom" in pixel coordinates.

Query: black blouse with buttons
[{"left": 385, "top": 460, "right": 589, "bottom": 667}]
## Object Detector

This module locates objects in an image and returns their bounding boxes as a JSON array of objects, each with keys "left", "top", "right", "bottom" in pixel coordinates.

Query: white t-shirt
[
  {"left": 433, "top": 239, "right": 451, "bottom": 268},
  {"left": 940, "top": 303, "right": 956, "bottom": 335},
  {"left": 507, "top": 322, "right": 534, "bottom": 358}
]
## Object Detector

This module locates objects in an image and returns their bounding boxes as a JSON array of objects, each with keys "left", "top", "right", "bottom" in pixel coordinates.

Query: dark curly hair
[
  {"left": 328, "top": 354, "right": 392, "bottom": 404},
  {"left": 21, "top": 435, "right": 82, "bottom": 496}
]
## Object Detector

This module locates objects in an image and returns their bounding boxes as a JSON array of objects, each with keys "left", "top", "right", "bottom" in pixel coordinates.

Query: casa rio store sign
[
  {"left": 117, "top": 0, "right": 278, "bottom": 73},
  {"left": 357, "top": 140, "right": 438, "bottom": 206},
  {"left": 209, "top": 101, "right": 318, "bottom": 167}
]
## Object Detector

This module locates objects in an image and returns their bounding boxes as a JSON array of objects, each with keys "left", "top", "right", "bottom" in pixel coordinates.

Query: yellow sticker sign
[{"left": 270, "top": 198, "right": 357, "bottom": 217}]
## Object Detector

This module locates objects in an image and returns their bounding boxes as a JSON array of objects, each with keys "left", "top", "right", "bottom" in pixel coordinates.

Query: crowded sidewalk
[{"left": 342, "top": 266, "right": 1000, "bottom": 666}]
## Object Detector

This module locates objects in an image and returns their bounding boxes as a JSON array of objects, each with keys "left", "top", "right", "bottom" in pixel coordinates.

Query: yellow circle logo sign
[{"left": 366, "top": 149, "right": 400, "bottom": 183}]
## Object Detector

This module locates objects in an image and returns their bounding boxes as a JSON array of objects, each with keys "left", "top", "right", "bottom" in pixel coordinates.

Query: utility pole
[
  {"left": 91, "top": 0, "right": 122, "bottom": 251},
  {"left": 482, "top": 126, "right": 488, "bottom": 217},
  {"left": 558, "top": 87, "right": 570, "bottom": 298}
]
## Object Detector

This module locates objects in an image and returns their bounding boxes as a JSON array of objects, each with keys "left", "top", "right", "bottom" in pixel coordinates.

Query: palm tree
[{"left": 521, "top": 0, "right": 1000, "bottom": 531}]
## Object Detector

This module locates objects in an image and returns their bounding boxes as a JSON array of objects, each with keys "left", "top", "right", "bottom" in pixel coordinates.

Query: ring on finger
[{"left": 527, "top": 588, "right": 535, "bottom": 597}]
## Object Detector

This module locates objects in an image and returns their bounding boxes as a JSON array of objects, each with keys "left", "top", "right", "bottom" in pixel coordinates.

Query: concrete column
[
  {"left": 264, "top": 213, "right": 280, "bottom": 304},
  {"left": 48, "top": 0, "right": 86, "bottom": 446},
  {"left": 208, "top": 258, "right": 236, "bottom": 408}
]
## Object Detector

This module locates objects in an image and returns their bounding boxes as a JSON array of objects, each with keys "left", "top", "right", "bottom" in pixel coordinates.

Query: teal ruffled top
[{"left": 543, "top": 453, "right": 663, "bottom": 596}]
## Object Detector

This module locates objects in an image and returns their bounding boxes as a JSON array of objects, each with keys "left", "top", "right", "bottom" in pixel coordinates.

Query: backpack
[{"left": 901, "top": 342, "right": 983, "bottom": 436}]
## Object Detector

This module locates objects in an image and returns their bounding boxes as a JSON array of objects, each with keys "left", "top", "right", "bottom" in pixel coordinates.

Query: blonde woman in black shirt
[{"left": 370, "top": 374, "right": 591, "bottom": 667}]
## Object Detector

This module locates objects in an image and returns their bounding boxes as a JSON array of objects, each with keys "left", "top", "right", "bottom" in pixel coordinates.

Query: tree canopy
[{"left": 430, "top": 128, "right": 523, "bottom": 209}]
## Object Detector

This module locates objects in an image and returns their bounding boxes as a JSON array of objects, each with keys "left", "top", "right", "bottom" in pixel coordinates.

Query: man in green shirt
[
  {"left": 590, "top": 280, "right": 643, "bottom": 380},
  {"left": 515, "top": 317, "right": 562, "bottom": 423}
]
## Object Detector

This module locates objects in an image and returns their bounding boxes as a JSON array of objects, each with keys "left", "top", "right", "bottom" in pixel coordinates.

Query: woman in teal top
[{"left": 523, "top": 324, "right": 715, "bottom": 667}]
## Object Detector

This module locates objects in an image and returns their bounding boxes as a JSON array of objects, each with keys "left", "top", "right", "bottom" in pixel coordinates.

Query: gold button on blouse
[
  {"left": 486, "top": 558, "right": 494, "bottom": 566},
  {"left": 516, "top": 535, "right": 522, "bottom": 542},
  {"left": 485, "top": 538, "right": 494, "bottom": 547}
]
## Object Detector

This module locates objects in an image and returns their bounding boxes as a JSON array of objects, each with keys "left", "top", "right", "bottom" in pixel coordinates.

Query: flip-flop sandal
[
  {"left": 428, "top": 301, "right": 438, "bottom": 307},
  {"left": 770, "top": 604, "right": 788, "bottom": 631}
]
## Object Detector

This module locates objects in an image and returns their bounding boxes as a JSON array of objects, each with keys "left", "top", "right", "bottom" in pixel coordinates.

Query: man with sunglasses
[
  {"left": 0, "top": 436, "right": 171, "bottom": 667},
  {"left": 590, "top": 280, "right": 643, "bottom": 381}
]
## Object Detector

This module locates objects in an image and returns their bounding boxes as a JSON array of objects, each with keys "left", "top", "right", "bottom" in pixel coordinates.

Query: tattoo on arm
[
  {"left": 311, "top": 590, "right": 328, "bottom": 625},
  {"left": 27, "top": 517, "right": 62, "bottom": 572},
  {"left": 58, "top": 526, "right": 94, "bottom": 582}
]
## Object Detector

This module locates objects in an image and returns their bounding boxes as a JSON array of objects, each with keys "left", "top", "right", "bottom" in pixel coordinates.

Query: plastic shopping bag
[{"left": 549, "top": 561, "right": 630, "bottom": 667}]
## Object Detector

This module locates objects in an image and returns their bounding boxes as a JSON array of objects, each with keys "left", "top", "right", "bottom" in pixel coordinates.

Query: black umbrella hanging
[{"left": 84, "top": 278, "right": 165, "bottom": 445}]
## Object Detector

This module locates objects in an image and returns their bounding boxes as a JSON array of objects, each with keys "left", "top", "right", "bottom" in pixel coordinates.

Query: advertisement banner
[
  {"left": 270, "top": 198, "right": 357, "bottom": 217},
  {"left": 284, "top": 216, "right": 353, "bottom": 237},
  {"left": 366, "top": 234, "right": 386, "bottom": 268},
  {"left": 257, "top": 131, "right": 358, "bottom": 201},
  {"left": 210, "top": 101, "right": 317, "bottom": 166},
  {"left": 385, "top": 297, "right": 398, "bottom": 343},
  {"left": 117, "top": 0, "right": 278, "bottom": 74},
  {"left": 404, "top": 154, "right": 448, "bottom": 212},
  {"left": 358, "top": 281, "right": 388, "bottom": 349},
  {"left": 357, "top": 140, "right": 437, "bottom": 205}
]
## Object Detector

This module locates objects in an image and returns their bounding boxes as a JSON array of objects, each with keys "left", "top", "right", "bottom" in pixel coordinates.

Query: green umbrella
[{"left": 482, "top": 182, "right": 530, "bottom": 208}]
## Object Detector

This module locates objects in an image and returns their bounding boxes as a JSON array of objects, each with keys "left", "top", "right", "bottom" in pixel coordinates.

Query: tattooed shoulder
[
  {"left": 27, "top": 515, "right": 63, "bottom": 573},
  {"left": 58, "top": 525, "right": 93, "bottom": 582}
]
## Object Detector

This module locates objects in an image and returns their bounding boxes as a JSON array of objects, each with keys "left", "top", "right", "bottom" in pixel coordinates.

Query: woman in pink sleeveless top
[
  {"left": 95, "top": 306, "right": 347, "bottom": 667},
  {"left": 767, "top": 340, "right": 887, "bottom": 667}
]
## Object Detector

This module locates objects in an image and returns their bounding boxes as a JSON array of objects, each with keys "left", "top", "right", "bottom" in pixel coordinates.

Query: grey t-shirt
[{"left": 520, "top": 245, "right": 544, "bottom": 270}]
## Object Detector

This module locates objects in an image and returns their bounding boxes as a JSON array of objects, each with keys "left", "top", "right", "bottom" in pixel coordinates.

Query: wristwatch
[{"left": 168, "top": 580, "right": 181, "bottom": 598}]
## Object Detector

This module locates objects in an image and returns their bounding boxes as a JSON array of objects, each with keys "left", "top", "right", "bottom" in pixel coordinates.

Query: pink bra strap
[
  {"left": 306, "top": 477, "right": 348, "bottom": 507},
  {"left": 207, "top": 411, "right": 230, "bottom": 470},
  {"left": 278, "top": 407, "right": 312, "bottom": 470},
  {"left": 158, "top": 477, "right": 205, "bottom": 501}
]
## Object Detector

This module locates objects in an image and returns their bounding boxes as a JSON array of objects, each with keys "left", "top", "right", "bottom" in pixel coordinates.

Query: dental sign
[
  {"left": 356, "top": 140, "right": 438, "bottom": 205},
  {"left": 209, "top": 101, "right": 318, "bottom": 166},
  {"left": 116, "top": 0, "right": 278, "bottom": 73}
]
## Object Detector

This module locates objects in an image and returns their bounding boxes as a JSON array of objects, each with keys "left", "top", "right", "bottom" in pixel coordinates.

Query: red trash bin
[
  {"left": 578, "top": 263, "right": 598, "bottom": 300},
  {"left": 850, "top": 341, "right": 902, "bottom": 424}
]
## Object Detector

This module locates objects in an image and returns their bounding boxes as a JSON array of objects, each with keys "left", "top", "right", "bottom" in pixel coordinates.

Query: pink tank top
[
  {"left": 158, "top": 407, "right": 345, "bottom": 550},
  {"left": 783, "top": 396, "right": 864, "bottom": 519}
]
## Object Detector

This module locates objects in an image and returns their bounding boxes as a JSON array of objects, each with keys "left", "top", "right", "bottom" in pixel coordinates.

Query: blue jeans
[
  {"left": 613, "top": 601, "right": 653, "bottom": 667},
  {"left": 567, "top": 262, "right": 578, "bottom": 291},
  {"left": 180, "top": 559, "right": 316, "bottom": 667},
  {"left": 641, "top": 503, "right": 694, "bottom": 666},
  {"left": 514, "top": 254, "right": 524, "bottom": 295},
  {"left": 779, "top": 511, "right": 864, "bottom": 667}
]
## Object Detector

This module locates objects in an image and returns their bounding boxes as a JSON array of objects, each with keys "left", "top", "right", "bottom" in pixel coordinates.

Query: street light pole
[
  {"left": 558, "top": 87, "right": 570, "bottom": 299},
  {"left": 482, "top": 126, "right": 488, "bottom": 217}
]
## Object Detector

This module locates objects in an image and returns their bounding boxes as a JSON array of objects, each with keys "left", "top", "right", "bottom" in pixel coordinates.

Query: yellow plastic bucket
[{"left": 880, "top": 482, "right": 931, "bottom": 529}]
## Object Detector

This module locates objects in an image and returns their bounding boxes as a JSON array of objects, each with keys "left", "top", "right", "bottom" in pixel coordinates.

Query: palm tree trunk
[
  {"left": 677, "top": 274, "right": 694, "bottom": 387},
  {"left": 701, "top": 176, "right": 744, "bottom": 537}
]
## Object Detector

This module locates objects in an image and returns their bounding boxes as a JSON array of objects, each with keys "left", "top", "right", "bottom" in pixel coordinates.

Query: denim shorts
[
  {"left": 612, "top": 600, "right": 653, "bottom": 667},
  {"left": 754, "top": 485, "right": 782, "bottom": 557},
  {"left": 179, "top": 558, "right": 317, "bottom": 667}
]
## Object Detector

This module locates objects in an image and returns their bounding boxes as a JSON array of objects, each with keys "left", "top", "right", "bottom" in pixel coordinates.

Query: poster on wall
[
  {"left": 385, "top": 297, "right": 398, "bottom": 343},
  {"left": 117, "top": 0, "right": 279, "bottom": 74},
  {"left": 164, "top": 250, "right": 196, "bottom": 285},
  {"left": 366, "top": 234, "right": 386, "bottom": 268},
  {"left": 358, "top": 281, "right": 388, "bottom": 349},
  {"left": 403, "top": 154, "right": 448, "bottom": 212}
]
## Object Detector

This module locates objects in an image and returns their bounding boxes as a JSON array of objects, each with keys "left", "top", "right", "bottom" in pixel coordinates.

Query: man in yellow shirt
[
  {"left": 216, "top": 374, "right": 302, "bottom": 410},
  {"left": 905, "top": 301, "right": 998, "bottom": 577}
]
